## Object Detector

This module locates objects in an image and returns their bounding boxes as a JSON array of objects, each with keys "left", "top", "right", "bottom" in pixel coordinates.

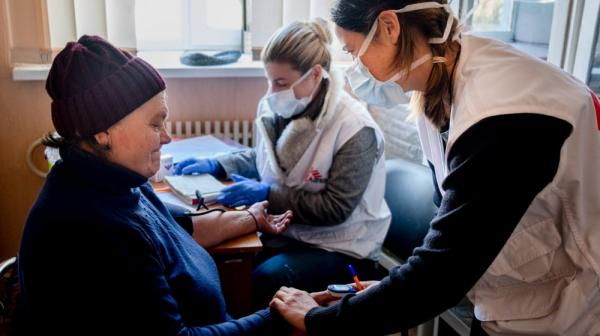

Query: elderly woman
[{"left": 17, "top": 35, "right": 292, "bottom": 335}]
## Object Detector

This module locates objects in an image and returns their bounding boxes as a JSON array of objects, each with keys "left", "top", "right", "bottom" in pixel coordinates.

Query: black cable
[{"left": 184, "top": 208, "right": 226, "bottom": 217}]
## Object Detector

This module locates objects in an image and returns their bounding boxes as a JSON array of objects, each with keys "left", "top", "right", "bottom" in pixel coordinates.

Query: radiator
[{"left": 165, "top": 120, "right": 255, "bottom": 147}]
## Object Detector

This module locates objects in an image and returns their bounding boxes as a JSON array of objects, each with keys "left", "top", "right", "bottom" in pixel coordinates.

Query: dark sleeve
[
  {"left": 188, "top": 309, "right": 291, "bottom": 335},
  {"left": 268, "top": 127, "right": 379, "bottom": 226},
  {"left": 163, "top": 202, "right": 193, "bottom": 234},
  {"left": 427, "top": 161, "right": 443, "bottom": 208},
  {"left": 106, "top": 223, "right": 289, "bottom": 336},
  {"left": 216, "top": 149, "right": 260, "bottom": 180},
  {"left": 304, "top": 114, "right": 572, "bottom": 335}
]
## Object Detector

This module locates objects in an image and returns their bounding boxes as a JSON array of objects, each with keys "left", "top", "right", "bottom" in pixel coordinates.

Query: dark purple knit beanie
[{"left": 46, "top": 35, "right": 166, "bottom": 138}]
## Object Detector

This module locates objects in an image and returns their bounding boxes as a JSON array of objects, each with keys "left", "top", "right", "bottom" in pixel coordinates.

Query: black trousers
[{"left": 250, "top": 234, "right": 387, "bottom": 309}]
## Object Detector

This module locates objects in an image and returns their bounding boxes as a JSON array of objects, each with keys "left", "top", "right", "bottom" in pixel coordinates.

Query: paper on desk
[{"left": 160, "top": 135, "right": 245, "bottom": 163}]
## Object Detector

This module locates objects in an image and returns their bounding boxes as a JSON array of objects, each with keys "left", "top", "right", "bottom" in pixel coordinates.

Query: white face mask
[
  {"left": 345, "top": 2, "right": 454, "bottom": 109},
  {"left": 266, "top": 68, "right": 326, "bottom": 119}
]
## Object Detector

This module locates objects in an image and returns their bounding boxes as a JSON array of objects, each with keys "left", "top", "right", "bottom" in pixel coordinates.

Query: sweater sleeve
[
  {"left": 185, "top": 309, "right": 291, "bottom": 336},
  {"left": 304, "top": 114, "right": 572, "bottom": 335},
  {"left": 104, "top": 222, "right": 289, "bottom": 336},
  {"left": 215, "top": 149, "right": 260, "bottom": 180},
  {"left": 267, "top": 127, "right": 379, "bottom": 226},
  {"left": 163, "top": 202, "right": 194, "bottom": 234},
  {"left": 428, "top": 161, "right": 443, "bottom": 208}
]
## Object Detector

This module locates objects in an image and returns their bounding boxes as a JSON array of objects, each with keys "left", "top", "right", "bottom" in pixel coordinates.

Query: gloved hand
[
  {"left": 217, "top": 174, "right": 270, "bottom": 207},
  {"left": 174, "top": 158, "right": 220, "bottom": 176}
]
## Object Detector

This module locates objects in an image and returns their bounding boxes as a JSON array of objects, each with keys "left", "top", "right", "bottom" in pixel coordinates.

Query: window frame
[
  {"left": 571, "top": 0, "right": 600, "bottom": 84},
  {"left": 456, "top": 0, "right": 600, "bottom": 92}
]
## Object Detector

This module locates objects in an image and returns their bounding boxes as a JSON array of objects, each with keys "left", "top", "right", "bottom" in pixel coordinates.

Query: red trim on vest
[
  {"left": 304, "top": 167, "right": 323, "bottom": 182},
  {"left": 591, "top": 91, "right": 600, "bottom": 130}
]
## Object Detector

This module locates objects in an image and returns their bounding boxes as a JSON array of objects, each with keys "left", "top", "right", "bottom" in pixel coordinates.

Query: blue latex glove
[
  {"left": 217, "top": 174, "right": 270, "bottom": 207},
  {"left": 174, "top": 158, "right": 220, "bottom": 175}
]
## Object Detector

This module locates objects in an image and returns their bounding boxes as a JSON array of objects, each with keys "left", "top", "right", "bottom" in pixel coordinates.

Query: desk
[
  {"left": 152, "top": 181, "right": 262, "bottom": 317},
  {"left": 210, "top": 233, "right": 261, "bottom": 317}
]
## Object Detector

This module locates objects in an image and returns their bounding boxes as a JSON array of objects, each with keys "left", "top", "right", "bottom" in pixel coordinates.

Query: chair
[
  {"left": 0, "top": 257, "right": 19, "bottom": 336},
  {"left": 381, "top": 159, "right": 437, "bottom": 265},
  {"left": 380, "top": 159, "right": 473, "bottom": 336}
]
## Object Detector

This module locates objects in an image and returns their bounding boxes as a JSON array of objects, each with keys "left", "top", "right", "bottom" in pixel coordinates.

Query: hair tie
[{"left": 432, "top": 56, "right": 447, "bottom": 64}]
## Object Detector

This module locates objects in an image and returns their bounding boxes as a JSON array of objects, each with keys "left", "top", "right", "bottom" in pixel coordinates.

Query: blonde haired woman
[
  {"left": 270, "top": 1, "right": 600, "bottom": 335},
  {"left": 176, "top": 18, "right": 391, "bottom": 308}
]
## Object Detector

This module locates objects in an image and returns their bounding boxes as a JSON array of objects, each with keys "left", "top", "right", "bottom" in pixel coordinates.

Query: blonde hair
[{"left": 261, "top": 18, "right": 332, "bottom": 73}]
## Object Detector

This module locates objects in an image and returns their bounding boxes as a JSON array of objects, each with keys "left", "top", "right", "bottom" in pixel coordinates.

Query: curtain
[{"left": 47, "top": 0, "right": 136, "bottom": 51}]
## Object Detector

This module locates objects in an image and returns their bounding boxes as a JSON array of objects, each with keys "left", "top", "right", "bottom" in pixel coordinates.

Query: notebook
[{"left": 164, "top": 174, "right": 226, "bottom": 205}]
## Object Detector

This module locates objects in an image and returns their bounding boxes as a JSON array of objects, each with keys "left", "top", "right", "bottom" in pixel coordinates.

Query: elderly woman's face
[{"left": 98, "top": 91, "right": 171, "bottom": 177}]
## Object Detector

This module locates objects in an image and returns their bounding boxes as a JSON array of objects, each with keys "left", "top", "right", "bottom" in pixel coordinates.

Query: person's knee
[
  {"left": 251, "top": 256, "right": 299, "bottom": 308},
  {"left": 252, "top": 256, "right": 297, "bottom": 289}
]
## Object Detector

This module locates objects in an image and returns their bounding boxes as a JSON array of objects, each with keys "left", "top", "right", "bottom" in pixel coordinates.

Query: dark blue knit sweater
[{"left": 18, "top": 145, "right": 286, "bottom": 335}]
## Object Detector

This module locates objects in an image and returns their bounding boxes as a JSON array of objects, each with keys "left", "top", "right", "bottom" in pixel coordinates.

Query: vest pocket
[
  {"left": 471, "top": 216, "right": 579, "bottom": 321},
  {"left": 487, "top": 218, "right": 561, "bottom": 283}
]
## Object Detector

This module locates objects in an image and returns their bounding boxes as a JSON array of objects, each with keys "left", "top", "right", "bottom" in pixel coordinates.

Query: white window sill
[{"left": 13, "top": 52, "right": 266, "bottom": 81}]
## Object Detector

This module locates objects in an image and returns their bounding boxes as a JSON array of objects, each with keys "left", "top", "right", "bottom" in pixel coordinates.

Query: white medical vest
[
  {"left": 255, "top": 69, "right": 391, "bottom": 260},
  {"left": 418, "top": 35, "right": 600, "bottom": 335}
]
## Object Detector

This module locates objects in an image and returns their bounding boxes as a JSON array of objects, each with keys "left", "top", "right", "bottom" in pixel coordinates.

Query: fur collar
[
  {"left": 313, "top": 67, "right": 345, "bottom": 130},
  {"left": 276, "top": 117, "right": 316, "bottom": 172}
]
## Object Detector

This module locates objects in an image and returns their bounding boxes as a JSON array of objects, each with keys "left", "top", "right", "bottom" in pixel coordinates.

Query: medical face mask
[
  {"left": 266, "top": 68, "right": 324, "bottom": 119},
  {"left": 345, "top": 2, "right": 454, "bottom": 109}
]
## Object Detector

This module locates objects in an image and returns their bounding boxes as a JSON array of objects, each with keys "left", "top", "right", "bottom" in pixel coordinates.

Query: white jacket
[
  {"left": 255, "top": 69, "right": 391, "bottom": 260},
  {"left": 418, "top": 35, "right": 600, "bottom": 335}
]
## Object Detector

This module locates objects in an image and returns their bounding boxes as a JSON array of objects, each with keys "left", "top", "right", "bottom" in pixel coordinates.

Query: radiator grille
[{"left": 166, "top": 120, "right": 254, "bottom": 147}]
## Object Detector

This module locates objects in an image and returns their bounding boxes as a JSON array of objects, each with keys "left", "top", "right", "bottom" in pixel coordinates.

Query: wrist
[
  {"left": 208, "top": 159, "right": 223, "bottom": 175},
  {"left": 245, "top": 209, "right": 259, "bottom": 231}
]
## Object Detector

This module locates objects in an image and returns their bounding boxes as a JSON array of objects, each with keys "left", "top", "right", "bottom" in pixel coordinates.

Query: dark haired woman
[{"left": 270, "top": 1, "right": 600, "bottom": 335}]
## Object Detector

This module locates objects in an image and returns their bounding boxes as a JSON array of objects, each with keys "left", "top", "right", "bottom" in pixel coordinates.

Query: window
[
  {"left": 590, "top": 35, "right": 600, "bottom": 93},
  {"left": 471, "top": 0, "right": 512, "bottom": 32},
  {"left": 134, "top": 0, "right": 185, "bottom": 50},
  {"left": 571, "top": 0, "right": 600, "bottom": 93},
  {"left": 135, "top": 0, "right": 244, "bottom": 51},
  {"left": 14, "top": 0, "right": 600, "bottom": 84},
  {"left": 46, "top": 0, "right": 245, "bottom": 52},
  {"left": 466, "top": 0, "right": 556, "bottom": 59}
]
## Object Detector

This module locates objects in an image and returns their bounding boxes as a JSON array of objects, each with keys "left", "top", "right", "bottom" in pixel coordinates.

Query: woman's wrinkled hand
[{"left": 247, "top": 201, "right": 292, "bottom": 234}]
